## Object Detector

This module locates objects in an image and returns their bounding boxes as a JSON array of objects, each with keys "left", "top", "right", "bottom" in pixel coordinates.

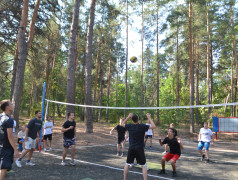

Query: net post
[
  {"left": 39, "top": 82, "right": 46, "bottom": 152},
  {"left": 215, "top": 132, "right": 217, "bottom": 140}
]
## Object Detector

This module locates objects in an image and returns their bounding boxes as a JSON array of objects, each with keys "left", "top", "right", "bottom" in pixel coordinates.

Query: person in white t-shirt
[
  {"left": 144, "top": 119, "right": 155, "bottom": 150},
  {"left": 17, "top": 126, "right": 26, "bottom": 151},
  {"left": 10, "top": 115, "right": 16, "bottom": 136},
  {"left": 43, "top": 116, "right": 53, "bottom": 151},
  {"left": 197, "top": 122, "right": 214, "bottom": 163}
]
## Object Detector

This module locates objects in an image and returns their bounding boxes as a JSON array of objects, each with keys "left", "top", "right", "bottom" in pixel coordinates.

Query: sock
[{"left": 26, "top": 160, "right": 30, "bottom": 163}]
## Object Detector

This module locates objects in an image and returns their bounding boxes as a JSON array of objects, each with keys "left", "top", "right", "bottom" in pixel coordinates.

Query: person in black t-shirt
[
  {"left": 0, "top": 100, "right": 19, "bottom": 180},
  {"left": 159, "top": 128, "right": 184, "bottom": 177},
  {"left": 122, "top": 113, "right": 156, "bottom": 180},
  {"left": 61, "top": 112, "right": 77, "bottom": 166},
  {"left": 163, "top": 123, "right": 178, "bottom": 154},
  {"left": 16, "top": 111, "right": 42, "bottom": 167},
  {"left": 110, "top": 117, "right": 127, "bottom": 156}
]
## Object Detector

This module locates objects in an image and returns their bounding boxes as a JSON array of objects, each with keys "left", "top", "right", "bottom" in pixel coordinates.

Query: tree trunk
[
  {"left": 106, "top": 51, "right": 112, "bottom": 122},
  {"left": 176, "top": 18, "right": 180, "bottom": 107},
  {"left": 156, "top": 0, "right": 160, "bottom": 125},
  {"left": 140, "top": 1, "right": 144, "bottom": 123},
  {"left": 231, "top": 44, "right": 234, "bottom": 116},
  {"left": 189, "top": 0, "right": 194, "bottom": 133},
  {"left": 206, "top": 0, "right": 212, "bottom": 125},
  {"left": 230, "top": 1, "right": 237, "bottom": 116},
  {"left": 85, "top": 0, "right": 96, "bottom": 133},
  {"left": 80, "top": 54, "right": 86, "bottom": 121},
  {"left": 124, "top": 0, "right": 128, "bottom": 119},
  {"left": 92, "top": 37, "right": 101, "bottom": 120},
  {"left": 98, "top": 67, "right": 104, "bottom": 122},
  {"left": 10, "top": 47, "right": 19, "bottom": 101},
  {"left": 66, "top": 0, "right": 80, "bottom": 115},
  {"left": 12, "top": 0, "right": 40, "bottom": 125},
  {"left": 195, "top": 41, "right": 200, "bottom": 125}
]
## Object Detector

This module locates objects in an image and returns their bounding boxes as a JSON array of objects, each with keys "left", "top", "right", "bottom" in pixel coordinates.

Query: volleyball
[{"left": 130, "top": 56, "right": 138, "bottom": 63}]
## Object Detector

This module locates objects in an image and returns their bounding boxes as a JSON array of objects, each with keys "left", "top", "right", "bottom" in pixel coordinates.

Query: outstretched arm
[
  {"left": 110, "top": 126, "right": 116, "bottom": 135},
  {"left": 146, "top": 113, "right": 156, "bottom": 129},
  {"left": 158, "top": 135, "right": 164, "bottom": 146},
  {"left": 121, "top": 113, "right": 133, "bottom": 128},
  {"left": 178, "top": 138, "right": 184, "bottom": 150}
]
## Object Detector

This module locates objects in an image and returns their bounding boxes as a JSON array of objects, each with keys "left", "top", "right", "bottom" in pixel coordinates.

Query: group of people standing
[
  {"left": 111, "top": 113, "right": 214, "bottom": 180},
  {"left": 0, "top": 100, "right": 214, "bottom": 180},
  {"left": 0, "top": 100, "right": 54, "bottom": 179}
]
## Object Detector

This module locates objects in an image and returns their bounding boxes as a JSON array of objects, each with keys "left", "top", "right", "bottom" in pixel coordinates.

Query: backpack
[{"left": 0, "top": 113, "right": 9, "bottom": 147}]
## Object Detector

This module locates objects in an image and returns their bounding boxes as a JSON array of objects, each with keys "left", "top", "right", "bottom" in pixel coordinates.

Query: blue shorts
[
  {"left": 198, "top": 141, "right": 210, "bottom": 150},
  {"left": 0, "top": 147, "right": 14, "bottom": 170}
]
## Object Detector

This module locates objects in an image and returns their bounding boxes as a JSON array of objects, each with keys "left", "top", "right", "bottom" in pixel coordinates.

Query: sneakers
[
  {"left": 121, "top": 152, "right": 124, "bottom": 157},
  {"left": 162, "top": 151, "right": 167, "bottom": 154},
  {"left": 172, "top": 171, "right": 177, "bottom": 177},
  {"left": 149, "top": 146, "right": 152, "bottom": 150},
  {"left": 26, "top": 161, "right": 35, "bottom": 166},
  {"left": 15, "top": 160, "right": 22, "bottom": 168},
  {"left": 44, "top": 148, "right": 47, "bottom": 152},
  {"left": 116, "top": 152, "right": 120, "bottom": 156},
  {"left": 201, "top": 154, "right": 205, "bottom": 161},
  {"left": 49, "top": 147, "right": 53, "bottom": 151},
  {"left": 159, "top": 169, "right": 166, "bottom": 174},
  {"left": 61, "top": 161, "right": 66, "bottom": 166},
  {"left": 70, "top": 160, "right": 76, "bottom": 166}
]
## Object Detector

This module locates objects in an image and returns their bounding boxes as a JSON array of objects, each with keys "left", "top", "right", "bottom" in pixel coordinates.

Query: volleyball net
[{"left": 42, "top": 97, "right": 238, "bottom": 143}]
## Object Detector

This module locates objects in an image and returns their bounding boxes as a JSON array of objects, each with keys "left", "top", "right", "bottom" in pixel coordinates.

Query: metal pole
[{"left": 39, "top": 82, "right": 46, "bottom": 152}]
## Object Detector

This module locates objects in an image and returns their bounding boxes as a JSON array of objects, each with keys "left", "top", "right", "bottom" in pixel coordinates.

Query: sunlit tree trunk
[
  {"left": 156, "top": 0, "right": 160, "bottom": 125},
  {"left": 230, "top": 1, "right": 237, "bottom": 116},
  {"left": 206, "top": 0, "right": 212, "bottom": 125},
  {"left": 189, "top": 0, "right": 194, "bottom": 133},
  {"left": 195, "top": 41, "right": 200, "bottom": 125},
  {"left": 66, "top": 0, "right": 80, "bottom": 115},
  {"left": 140, "top": 1, "right": 144, "bottom": 123},
  {"left": 106, "top": 50, "right": 112, "bottom": 122},
  {"left": 124, "top": 0, "right": 128, "bottom": 119},
  {"left": 85, "top": 0, "right": 96, "bottom": 133},
  {"left": 12, "top": 0, "right": 40, "bottom": 127}
]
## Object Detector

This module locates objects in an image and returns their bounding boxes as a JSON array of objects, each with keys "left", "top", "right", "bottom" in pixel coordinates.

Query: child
[
  {"left": 198, "top": 122, "right": 214, "bottom": 163},
  {"left": 159, "top": 128, "right": 184, "bottom": 177},
  {"left": 144, "top": 119, "right": 155, "bottom": 150},
  {"left": 17, "top": 126, "right": 26, "bottom": 151},
  {"left": 162, "top": 123, "right": 178, "bottom": 154},
  {"left": 110, "top": 117, "right": 126, "bottom": 156},
  {"left": 43, "top": 116, "right": 53, "bottom": 151}
]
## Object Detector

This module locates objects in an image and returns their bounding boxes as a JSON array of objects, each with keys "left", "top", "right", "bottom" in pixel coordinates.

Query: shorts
[
  {"left": 145, "top": 135, "right": 152, "bottom": 139},
  {"left": 118, "top": 137, "right": 125, "bottom": 144},
  {"left": 126, "top": 148, "right": 146, "bottom": 166},
  {"left": 0, "top": 147, "right": 14, "bottom": 170},
  {"left": 163, "top": 152, "right": 180, "bottom": 163},
  {"left": 198, "top": 141, "right": 210, "bottom": 150},
  {"left": 25, "top": 137, "right": 37, "bottom": 150},
  {"left": 43, "top": 134, "right": 52, "bottom": 140},
  {"left": 63, "top": 137, "right": 76, "bottom": 148}
]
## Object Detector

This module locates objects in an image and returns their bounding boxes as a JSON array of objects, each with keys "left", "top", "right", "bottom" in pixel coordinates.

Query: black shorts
[
  {"left": 43, "top": 134, "right": 52, "bottom": 140},
  {"left": 126, "top": 148, "right": 146, "bottom": 166},
  {"left": 63, "top": 137, "right": 76, "bottom": 148},
  {"left": 0, "top": 147, "right": 14, "bottom": 170},
  {"left": 118, "top": 137, "right": 125, "bottom": 144},
  {"left": 145, "top": 135, "right": 152, "bottom": 139}
]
